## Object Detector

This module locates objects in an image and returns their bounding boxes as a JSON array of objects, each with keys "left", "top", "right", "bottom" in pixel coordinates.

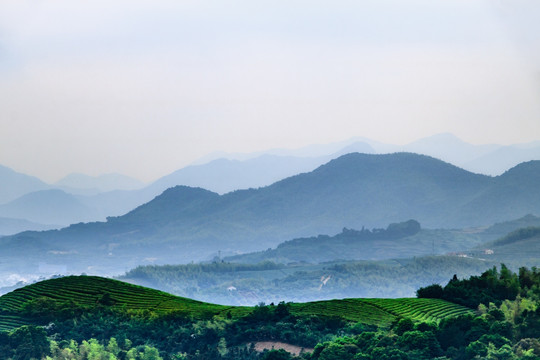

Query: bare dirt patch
[{"left": 253, "top": 341, "right": 314, "bottom": 356}]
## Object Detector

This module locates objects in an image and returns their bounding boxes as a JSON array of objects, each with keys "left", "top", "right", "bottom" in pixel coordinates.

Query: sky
[{"left": 1, "top": 0, "right": 540, "bottom": 183}]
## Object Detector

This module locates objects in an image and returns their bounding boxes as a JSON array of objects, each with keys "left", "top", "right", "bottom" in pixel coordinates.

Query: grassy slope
[
  {"left": 0, "top": 276, "right": 250, "bottom": 331},
  {"left": 0, "top": 276, "right": 473, "bottom": 332},
  {"left": 290, "top": 298, "right": 472, "bottom": 326}
]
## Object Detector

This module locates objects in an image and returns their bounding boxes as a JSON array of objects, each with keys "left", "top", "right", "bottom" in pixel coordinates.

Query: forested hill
[
  {"left": 3, "top": 153, "right": 540, "bottom": 272},
  {"left": 224, "top": 219, "right": 426, "bottom": 263},
  {"left": 83, "top": 153, "right": 540, "bottom": 235}
]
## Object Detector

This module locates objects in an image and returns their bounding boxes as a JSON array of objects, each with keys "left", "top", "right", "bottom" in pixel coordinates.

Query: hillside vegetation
[
  {"left": 2, "top": 268, "right": 540, "bottom": 359},
  {"left": 0, "top": 275, "right": 471, "bottom": 359},
  {"left": 0, "top": 276, "right": 469, "bottom": 332}
]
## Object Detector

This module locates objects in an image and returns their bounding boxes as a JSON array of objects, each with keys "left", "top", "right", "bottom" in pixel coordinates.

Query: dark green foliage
[
  {"left": 96, "top": 292, "right": 115, "bottom": 306},
  {"left": 316, "top": 342, "right": 357, "bottom": 360},
  {"left": 399, "top": 330, "right": 442, "bottom": 358},
  {"left": 225, "top": 302, "right": 350, "bottom": 348},
  {"left": 6, "top": 326, "right": 49, "bottom": 360},
  {"left": 260, "top": 349, "right": 292, "bottom": 360},
  {"left": 477, "top": 333, "right": 512, "bottom": 348},
  {"left": 416, "top": 284, "right": 444, "bottom": 299},
  {"left": 393, "top": 318, "right": 414, "bottom": 336},
  {"left": 514, "top": 338, "right": 540, "bottom": 359},
  {"left": 417, "top": 265, "right": 524, "bottom": 308},
  {"left": 517, "top": 307, "right": 540, "bottom": 339},
  {"left": 308, "top": 266, "right": 540, "bottom": 360},
  {"left": 311, "top": 310, "right": 518, "bottom": 360},
  {"left": 20, "top": 296, "right": 84, "bottom": 324}
]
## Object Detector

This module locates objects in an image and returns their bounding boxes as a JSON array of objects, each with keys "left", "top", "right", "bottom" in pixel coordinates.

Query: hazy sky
[{"left": 1, "top": 0, "right": 540, "bottom": 182}]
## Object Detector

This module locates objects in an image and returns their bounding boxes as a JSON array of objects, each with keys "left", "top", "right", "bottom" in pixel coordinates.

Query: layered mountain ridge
[{"left": 2, "top": 152, "right": 540, "bottom": 277}]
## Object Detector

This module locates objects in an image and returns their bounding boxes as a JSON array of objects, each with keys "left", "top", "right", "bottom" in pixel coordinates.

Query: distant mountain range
[
  {"left": 0, "top": 152, "right": 358, "bottom": 232},
  {"left": 0, "top": 217, "right": 58, "bottom": 236},
  {"left": 3, "top": 152, "right": 540, "bottom": 279},
  {"left": 54, "top": 173, "right": 145, "bottom": 194},
  {"left": 0, "top": 165, "right": 50, "bottom": 204},
  {"left": 0, "top": 190, "right": 96, "bottom": 226},
  {"left": 194, "top": 133, "right": 540, "bottom": 176},
  {"left": 2, "top": 133, "right": 540, "bottom": 234},
  {"left": 385, "top": 133, "right": 540, "bottom": 176},
  {"left": 146, "top": 154, "right": 338, "bottom": 195}
]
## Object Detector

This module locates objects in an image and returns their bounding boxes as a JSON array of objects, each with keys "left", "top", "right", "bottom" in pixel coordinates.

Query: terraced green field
[
  {"left": 290, "top": 298, "right": 396, "bottom": 325},
  {"left": 0, "top": 276, "right": 473, "bottom": 332},
  {"left": 0, "top": 276, "right": 251, "bottom": 331},
  {"left": 290, "top": 297, "right": 473, "bottom": 326}
]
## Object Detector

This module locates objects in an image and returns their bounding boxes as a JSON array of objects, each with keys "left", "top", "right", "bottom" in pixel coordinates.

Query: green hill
[
  {"left": 0, "top": 276, "right": 248, "bottom": 331},
  {"left": 290, "top": 297, "right": 472, "bottom": 327},
  {"left": 0, "top": 276, "right": 472, "bottom": 332}
]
